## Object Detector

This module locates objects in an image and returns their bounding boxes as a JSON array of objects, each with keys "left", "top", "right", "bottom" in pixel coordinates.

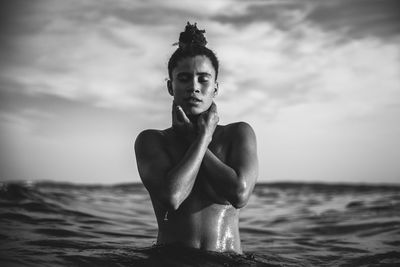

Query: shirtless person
[{"left": 134, "top": 23, "right": 258, "bottom": 254}]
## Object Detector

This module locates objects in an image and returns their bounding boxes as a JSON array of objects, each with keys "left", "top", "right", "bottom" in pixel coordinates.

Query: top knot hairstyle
[
  {"left": 176, "top": 22, "right": 207, "bottom": 48},
  {"left": 168, "top": 22, "right": 219, "bottom": 80}
]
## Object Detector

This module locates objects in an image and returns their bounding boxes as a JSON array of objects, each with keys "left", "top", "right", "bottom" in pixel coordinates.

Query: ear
[
  {"left": 167, "top": 80, "right": 173, "bottom": 96},
  {"left": 213, "top": 82, "right": 219, "bottom": 97}
]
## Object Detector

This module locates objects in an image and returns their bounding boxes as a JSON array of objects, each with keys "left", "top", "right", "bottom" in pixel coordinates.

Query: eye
[
  {"left": 177, "top": 74, "right": 190, "bottom": 82},
  {"left": 198, "top": 76, "right": 210, "bottom": 83}
]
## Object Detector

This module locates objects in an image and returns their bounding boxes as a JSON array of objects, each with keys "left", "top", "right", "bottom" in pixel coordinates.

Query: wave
[{"left": 1, "top": 181, "right": 399, "bottom": 266}]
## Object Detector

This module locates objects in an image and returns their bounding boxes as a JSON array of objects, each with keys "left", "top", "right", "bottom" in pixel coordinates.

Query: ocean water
[{"left": 0, "top": 182, "right": 399, "bottom": 267}]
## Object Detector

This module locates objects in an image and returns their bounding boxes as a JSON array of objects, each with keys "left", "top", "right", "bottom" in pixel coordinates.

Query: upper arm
[
  {"left": 134, "top": 130, "right": 172, "bottom": 203},
  {"left": 227, "top": 122, "right": 258, "bottom": 197}
]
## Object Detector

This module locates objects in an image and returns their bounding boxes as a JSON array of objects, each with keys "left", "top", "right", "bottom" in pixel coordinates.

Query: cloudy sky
[{"left": 0, "top": 0, "right": 399, "bottom": 184}]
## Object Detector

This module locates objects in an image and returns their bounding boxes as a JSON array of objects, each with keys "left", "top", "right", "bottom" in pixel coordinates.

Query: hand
[
  {"left": 172, "top": 102, "right": 196, "bottom": 143},
  {"left": 198, "top": 102, "right": 219, "bottom": 142}
]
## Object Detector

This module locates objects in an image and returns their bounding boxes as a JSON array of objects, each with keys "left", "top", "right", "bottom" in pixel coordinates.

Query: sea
[{"left": 0, "top": 181, "right": 399, "bottom": 267}]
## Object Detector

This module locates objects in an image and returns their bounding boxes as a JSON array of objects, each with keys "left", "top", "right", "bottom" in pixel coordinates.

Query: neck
[
  {"left": 171, "top": 113, "right": 200, "bottom": 133},
  {"left": 171, "top": 113, "right": 200, "bottom": 126}
]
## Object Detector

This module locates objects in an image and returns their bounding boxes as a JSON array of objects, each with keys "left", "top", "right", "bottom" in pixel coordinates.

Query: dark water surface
[{"left": 1, "top": 182, "right": 399, "bottom": 266}]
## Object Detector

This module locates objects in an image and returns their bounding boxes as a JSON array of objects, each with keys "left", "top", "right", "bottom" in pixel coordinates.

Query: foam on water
[{"left": 1, "top": 181, "right": 399, "bottom": 266}]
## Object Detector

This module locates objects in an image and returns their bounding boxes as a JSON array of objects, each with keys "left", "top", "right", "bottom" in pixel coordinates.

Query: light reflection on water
[{"left": 0, "top": 182, "right": 399, "bottom": 266}]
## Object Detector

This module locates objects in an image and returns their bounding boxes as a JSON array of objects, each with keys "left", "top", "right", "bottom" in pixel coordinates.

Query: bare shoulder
[
  {"left": 222, "top": 121, "right": 256, "bottom": 140},
  {"left": 134, "top": 129, "right": 172, "bottom": 165},
  {"left": 135, "top": 129, "right": 163, "bottom": 146},
  {"left": 134, "top": 129, "right": 172, "bottom": 190},
  {"left": 134, "top": 128, "right": 171, "bottom": 150}
]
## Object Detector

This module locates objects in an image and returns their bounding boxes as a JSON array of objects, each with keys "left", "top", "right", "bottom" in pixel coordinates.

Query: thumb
[
  {"left": 197, "top": 113, "right": 206, "bottom": 126},
  {"left": 210, "top": 102, "right": 217, "bottom": 113}
]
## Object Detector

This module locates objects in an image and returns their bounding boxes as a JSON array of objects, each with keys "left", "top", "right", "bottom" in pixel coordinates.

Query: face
[{"left": 169, "top": 55, "right": 218, "bottom": 115}]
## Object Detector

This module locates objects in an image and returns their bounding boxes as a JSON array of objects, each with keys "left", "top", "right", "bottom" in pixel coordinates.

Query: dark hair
[{"left": 168, "top": 22, "right": 219, "bottom": 80}]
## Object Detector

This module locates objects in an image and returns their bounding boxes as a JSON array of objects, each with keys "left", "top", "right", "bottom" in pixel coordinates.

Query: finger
[
  {"left": 175, "top": 105, "right": 184, "bottom": 123},
  {"left": 177, "top": 106, "right": 191, "bottom": 124},
  {"left": 175, "top": 106, "right": 185, "bottom": 123},
  {"left": 172, "top": 103, "right": 181, "bottom": 125},
  {"left": 197, "top": 113, "right": 206, "bottom": 126},
  {"left": 172, "top": 101, "right": 177, "bottom": 116}
]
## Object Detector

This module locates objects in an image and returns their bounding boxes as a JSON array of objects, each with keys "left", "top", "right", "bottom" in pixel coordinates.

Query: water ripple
[{"left": 1, "top": 182, "right": 399, "bottom": 266}]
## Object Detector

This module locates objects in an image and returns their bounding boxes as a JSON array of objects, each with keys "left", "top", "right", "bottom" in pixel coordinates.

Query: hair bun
[{"left": 174, "top": 22, "right": 207, "bottom": 49}]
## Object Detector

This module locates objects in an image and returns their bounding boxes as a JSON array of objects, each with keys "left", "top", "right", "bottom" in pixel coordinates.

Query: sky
[{"left": 0, "top": 0, "right": 399, "bottom": 185}]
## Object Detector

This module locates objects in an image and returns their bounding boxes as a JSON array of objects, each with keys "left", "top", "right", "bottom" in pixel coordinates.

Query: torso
[{"left": 150, "top": 124, "right": 242, "bottom": 253}]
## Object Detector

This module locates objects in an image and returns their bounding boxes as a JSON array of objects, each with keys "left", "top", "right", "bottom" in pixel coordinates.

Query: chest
[
  {"left": 167, "top": 134, "right": 230, "bottom": 165},
  {"left": 164, "top": 129, "right": 231, "bottom": 204}
]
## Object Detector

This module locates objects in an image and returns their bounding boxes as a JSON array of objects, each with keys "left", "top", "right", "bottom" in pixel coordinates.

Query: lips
[{"left": 184, "top": 96, "right": 202, "bottom": 103}]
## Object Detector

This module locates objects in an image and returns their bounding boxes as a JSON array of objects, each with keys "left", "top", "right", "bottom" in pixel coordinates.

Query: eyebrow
[
  {"left": 177, "top": 72, "right": 212, "bottom": 77},
  {"left": 197, "top": 72, "right": 211, "bottom": 76}
]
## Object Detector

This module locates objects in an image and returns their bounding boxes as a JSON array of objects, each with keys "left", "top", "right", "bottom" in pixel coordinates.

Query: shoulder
[
  {"left": 134, "top": 128, "right": 169, "bottom": 152},
  {"left": 223, "top": 121, "right": 256, "bottom": 139},
  {"left": 136, "top": 129, "right": 164, "bottom": 142}
]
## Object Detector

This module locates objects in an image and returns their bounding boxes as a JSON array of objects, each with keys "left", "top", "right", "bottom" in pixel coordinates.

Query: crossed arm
[
  {"left": 134, "top": 103, "right": 258, "bottom": 211},
  {"left": 202, "top": 122, "right": 258, "bottom": 208},
  {"left": 135, "top": 129, "right": 209, "bottom": 210}
]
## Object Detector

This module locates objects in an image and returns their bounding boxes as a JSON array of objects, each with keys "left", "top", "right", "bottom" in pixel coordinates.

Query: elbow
[
  {"left": 230, "top": 179, "right": 250, "bottom": 209},
  {"left": 168, "top": 197, "right": 181, "bottom": 211},
  {"left": 164, "top": 191, "right": 183, "bottom": 211}
]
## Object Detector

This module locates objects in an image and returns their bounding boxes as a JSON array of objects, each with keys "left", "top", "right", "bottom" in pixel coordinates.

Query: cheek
[
  {"left": 171, "top": 85, "right": 184, "bottom": 97},
  {"left": 204, "top": 87, "right": 216, "bottom": 99},
  {"left": 202, "top": 96, "right": 214, "bottom": 110}
]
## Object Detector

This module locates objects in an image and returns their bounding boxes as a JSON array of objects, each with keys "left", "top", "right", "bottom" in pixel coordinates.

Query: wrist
[{"left": 198, "top": 131, "right": 212, "bottom": 145}]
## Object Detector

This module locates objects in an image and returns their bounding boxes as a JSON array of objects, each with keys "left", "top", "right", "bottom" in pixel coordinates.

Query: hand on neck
[
  {"left": 171, "top": 112, "right": 199, "bottom": 139},
  {"left": 187, "top": 114, "right": 200, "bottom": 124},
  {"left": 171, "top": 110, "right": 201, "bottom": 127}
]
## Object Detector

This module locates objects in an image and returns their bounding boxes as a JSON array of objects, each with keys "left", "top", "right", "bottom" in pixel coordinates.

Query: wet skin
[{"left": 135, "top": 56, "right": 258, "bottom": 253}]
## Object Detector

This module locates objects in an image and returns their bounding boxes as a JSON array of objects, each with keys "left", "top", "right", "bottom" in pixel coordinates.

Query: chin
[{"left": 184, "top": 106, "right": 205, "bottom": 116}]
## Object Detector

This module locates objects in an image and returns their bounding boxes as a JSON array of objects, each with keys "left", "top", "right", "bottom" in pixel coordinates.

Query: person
[{"left": 134, "top": 22, "right": 258, "bottom": 254}]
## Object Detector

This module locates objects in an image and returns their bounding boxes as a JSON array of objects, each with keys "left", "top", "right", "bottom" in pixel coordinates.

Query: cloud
[
  {"left": 0, "top": 78, "right": 168, "bottom": 137},
  {"left": 306, "top": 0, "right": 400, "bottom": 41},
  {"left": 209, "top": 22, "right": 336, "bottom": 120},
  {"left": 212, "top": 0, "right": 400, "bottom": 42},
  {"left": 1, "top": 0, "right": 399, "bottom": 183},
  {"left": 205, "top": 12, "right": 400, "bottom": 123},
  {"left": 213, "top": 1, "right": 309, "bottom": 29},
  {"left": 0, "top": 81, "right": 149, "bottom": 183},
  {"left": 0, "top": 1, "right": 175, "bottom": 110}
]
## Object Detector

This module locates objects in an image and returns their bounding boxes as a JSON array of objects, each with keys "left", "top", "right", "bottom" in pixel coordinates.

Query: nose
[{"left": 187, "top": 78, "right": 200, "bottom": 93}]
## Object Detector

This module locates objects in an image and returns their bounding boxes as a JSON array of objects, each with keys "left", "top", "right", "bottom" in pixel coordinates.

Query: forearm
[
  {"left": 202, "top": 150, "right": 247, "bottom": 208},
  {"left": 165, "top": 134, "right": 210, "bottom": 210}
]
